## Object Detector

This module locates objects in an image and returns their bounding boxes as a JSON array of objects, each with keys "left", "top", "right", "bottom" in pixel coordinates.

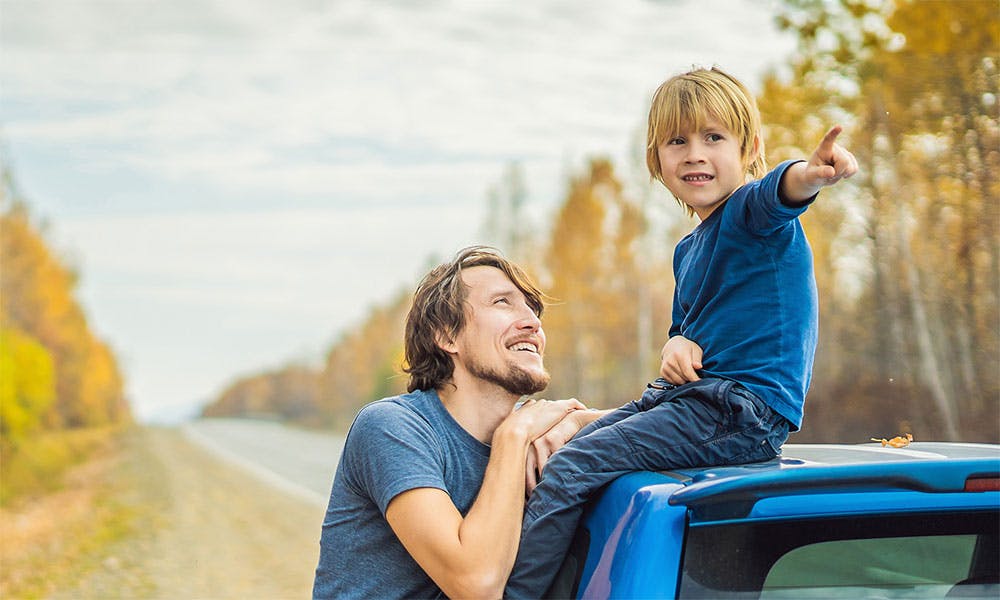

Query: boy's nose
[{"left": 684, "top": 142, "right": 707, "bottom": 162}]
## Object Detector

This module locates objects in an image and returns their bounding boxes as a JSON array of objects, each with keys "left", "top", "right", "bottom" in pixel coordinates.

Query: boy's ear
[{"left": 748, "top": 134, "right": 761, "bottom": 164}]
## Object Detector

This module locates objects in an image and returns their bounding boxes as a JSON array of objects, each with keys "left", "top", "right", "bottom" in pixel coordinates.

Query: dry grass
[
  {"left": 0, "top": 427, "right": 151, "bottom": 599},
  {"left": 1, "top": 425, "right": 323, "bottom": 598}
]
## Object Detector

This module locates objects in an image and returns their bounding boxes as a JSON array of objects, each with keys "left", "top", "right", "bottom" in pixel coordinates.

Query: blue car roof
[{"left": 660, "top": 442, "right": 1000, "bottom": 521}]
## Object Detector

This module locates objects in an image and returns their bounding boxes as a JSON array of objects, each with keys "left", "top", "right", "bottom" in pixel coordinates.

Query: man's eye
[{"left": 494, "top": 297, "right": 510, "bottom": 305}]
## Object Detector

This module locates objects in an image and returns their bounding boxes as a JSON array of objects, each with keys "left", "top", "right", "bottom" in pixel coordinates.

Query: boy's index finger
[{"left": 818, "top": 125, "right": 843, "bottom": 154}]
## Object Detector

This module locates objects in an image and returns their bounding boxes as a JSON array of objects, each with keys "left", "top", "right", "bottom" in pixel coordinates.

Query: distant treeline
[
  {"left": 202, "top": 0, "right": 999, "bottom": 442},
  {"left": 1, "top": 171, "right": 131, "bottom": 453}
]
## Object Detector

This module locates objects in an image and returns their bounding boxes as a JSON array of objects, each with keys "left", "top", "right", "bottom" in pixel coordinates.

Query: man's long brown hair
[{"left": 403, "top": 246, "right": 545, "bottom": 392}]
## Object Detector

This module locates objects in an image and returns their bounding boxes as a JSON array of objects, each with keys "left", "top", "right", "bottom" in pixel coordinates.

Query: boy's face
[{"left": 656, "top": 116, "right": 748, "bottom": 220}]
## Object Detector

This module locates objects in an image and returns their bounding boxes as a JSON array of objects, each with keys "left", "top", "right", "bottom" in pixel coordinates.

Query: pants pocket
[{"left": 722, "top": 385, "right": 789, "bottom": 463}]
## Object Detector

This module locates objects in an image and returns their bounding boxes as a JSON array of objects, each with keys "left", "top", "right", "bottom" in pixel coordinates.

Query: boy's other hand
[
  {"left": 805, "top": 125, "right": 858, "bottom": 187},
  {"left": 660, "top": 335, "right": 703, "bottom": 385}
]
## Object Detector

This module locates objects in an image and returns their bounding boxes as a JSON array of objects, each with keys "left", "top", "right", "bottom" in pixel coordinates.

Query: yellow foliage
[
  {"left": 0, "top": 327, "right": 55, "bottom": 445},
  {"left": 1, "top": 173, "right": 129, "bottom": 436}
]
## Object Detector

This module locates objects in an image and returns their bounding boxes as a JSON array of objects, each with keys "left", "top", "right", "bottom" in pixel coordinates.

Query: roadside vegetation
[
  {"left": 0, "top": 426, "right": 159, "bottom": 598},
  {"left": 1, "top": 167, "right": 136, "bottom": 596},
  {"left": 1, "top": 167, "right": 132, "bottom": 499}
]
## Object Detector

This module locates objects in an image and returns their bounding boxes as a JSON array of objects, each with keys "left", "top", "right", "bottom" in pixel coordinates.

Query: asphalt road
[{"left": 183, "top": 418, "right": 346, "bottom": 508}]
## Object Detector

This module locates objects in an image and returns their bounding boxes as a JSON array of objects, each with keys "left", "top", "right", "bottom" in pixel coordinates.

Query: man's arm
[
  {"left": 385, "top": 399, "right": 582, "bottom": 599},
  {"left": 779, "top": 125, "right": 859, "bottom": 204}
]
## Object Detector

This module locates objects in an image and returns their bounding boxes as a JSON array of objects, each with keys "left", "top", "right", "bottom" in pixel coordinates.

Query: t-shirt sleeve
[
  {"left": 735, "top": 159, "right": 814, "bottom": 235},
  {"left": 340, "top": 401, "right": 448, "bottom": 516}
]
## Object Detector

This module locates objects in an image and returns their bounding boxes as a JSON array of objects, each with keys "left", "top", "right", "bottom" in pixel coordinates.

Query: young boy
[{"left": 504, "top": 66, "right": 858, "bottom": 598}]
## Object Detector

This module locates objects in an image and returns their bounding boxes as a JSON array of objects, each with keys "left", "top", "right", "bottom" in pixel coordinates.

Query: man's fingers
[{"left": 525, "top": 450, "right": 539, "bottom": 495}]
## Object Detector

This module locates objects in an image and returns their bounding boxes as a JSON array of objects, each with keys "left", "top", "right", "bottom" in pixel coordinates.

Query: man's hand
[
  {"left": 781, "top": 125, "right": 859, "bottom": 203},
  {"left": 660, "top": 335, "right": 703, "bottom": 385},
  {"left": 386, "top": 397, "right": 584, "bottom": 599},
  {"left": 504, "top": 397, "right": 585, "bottom": 443},
  {"left": 523, "top": 405, "right": 610, "bottom": 495}
]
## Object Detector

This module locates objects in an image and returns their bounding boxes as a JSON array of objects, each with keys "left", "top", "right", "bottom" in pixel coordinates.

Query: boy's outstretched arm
[{"left": 780, "top": 125, "right": 859, "bottom": 204}]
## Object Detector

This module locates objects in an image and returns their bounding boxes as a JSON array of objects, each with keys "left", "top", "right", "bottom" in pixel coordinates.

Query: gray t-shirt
[{"left": 312, "top": 389, "right": 491, "bottom": 599}]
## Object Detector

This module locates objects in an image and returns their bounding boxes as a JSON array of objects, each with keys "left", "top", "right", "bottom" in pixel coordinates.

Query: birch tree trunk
[{"left": 898, "top": 218, "right": 961, "bottom": 440}]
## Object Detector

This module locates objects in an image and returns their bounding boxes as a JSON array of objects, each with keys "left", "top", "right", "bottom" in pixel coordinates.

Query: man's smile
[{"left": 507, "top": 339, "right": 540, "bottom": 354}]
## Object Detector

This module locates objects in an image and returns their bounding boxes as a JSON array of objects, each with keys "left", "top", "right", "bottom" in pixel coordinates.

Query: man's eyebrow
[{"left": 486, "top": 286, "right": 523, "bottom": 300}]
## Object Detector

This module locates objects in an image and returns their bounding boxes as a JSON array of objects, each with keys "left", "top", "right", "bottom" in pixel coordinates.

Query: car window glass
[
  {"left": 679, "top": 511, "right": 998, "bottom": 599},
  {"left": 761, "top": 535, "right": 976, "bottom": 598}
]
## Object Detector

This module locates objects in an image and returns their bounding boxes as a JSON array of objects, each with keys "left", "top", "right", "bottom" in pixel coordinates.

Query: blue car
[{"left": 548, "top": 442, "right": 1000, "bottom": 599}]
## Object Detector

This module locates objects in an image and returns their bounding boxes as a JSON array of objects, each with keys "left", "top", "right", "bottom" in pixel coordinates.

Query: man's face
[{"left": 446, "top": 265, "right": 549, "bottom": 396}]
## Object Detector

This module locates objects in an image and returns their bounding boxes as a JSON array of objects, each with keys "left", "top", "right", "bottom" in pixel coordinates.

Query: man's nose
[{"left": 516, "top": 306, "right": 542, "bottom": 330}]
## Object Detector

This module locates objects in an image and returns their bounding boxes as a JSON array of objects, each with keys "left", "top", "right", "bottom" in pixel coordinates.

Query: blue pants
[{"left": 504, "top": 378, "right": 790, "bottom": 599}]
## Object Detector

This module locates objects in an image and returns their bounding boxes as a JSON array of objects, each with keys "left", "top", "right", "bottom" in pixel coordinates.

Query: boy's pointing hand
[{"left": 805, "top": 125, "right": 859, "bottom": 187}]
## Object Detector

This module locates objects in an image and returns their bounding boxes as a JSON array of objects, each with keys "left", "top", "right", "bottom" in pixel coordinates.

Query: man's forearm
[{"left": 453, "top": 424, "right": 533, "bottom": 597}]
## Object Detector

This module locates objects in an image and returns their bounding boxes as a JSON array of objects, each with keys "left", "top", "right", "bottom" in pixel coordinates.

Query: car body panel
[
  {"left": 569, "top": 442, "right": 1000, "bottom": 599},
  {"left": 575, "top": 472, "right": 687, "bottom": 599}
]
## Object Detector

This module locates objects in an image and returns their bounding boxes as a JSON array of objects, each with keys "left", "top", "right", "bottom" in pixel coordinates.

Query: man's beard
[{"left": 467, "top": 355, "right": 550, "bottom": 397}]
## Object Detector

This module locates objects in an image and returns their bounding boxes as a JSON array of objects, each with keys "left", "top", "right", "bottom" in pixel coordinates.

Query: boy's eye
[
  {"left": 707, "top": 133, "right": 724, "bottom": 142},
  {"left": 667, "top": 137, "right": 685, "bottom": 145}
]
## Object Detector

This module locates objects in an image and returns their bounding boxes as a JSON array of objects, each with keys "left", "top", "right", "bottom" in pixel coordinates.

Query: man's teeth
[{"left": 509, "top": 342, "right": 537, "bottom": 352}]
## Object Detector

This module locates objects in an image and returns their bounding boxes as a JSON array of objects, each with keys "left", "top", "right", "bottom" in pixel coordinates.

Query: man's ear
[{"left": 435, "top": 330, "right": 458, "bottom": 354}]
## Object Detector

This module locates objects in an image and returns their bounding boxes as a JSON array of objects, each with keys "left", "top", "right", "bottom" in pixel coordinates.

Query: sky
[{"left": 1, "top": 0, "right": 796, "bottom": 423}]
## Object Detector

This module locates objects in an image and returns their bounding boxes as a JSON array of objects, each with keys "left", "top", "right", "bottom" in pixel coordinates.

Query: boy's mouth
[{"left": 682, "top": 173, "right": 714, "bottom": 182}]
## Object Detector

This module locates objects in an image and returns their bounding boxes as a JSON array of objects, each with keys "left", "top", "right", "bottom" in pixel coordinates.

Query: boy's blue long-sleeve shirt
[{"left": 670, "top": 160, "right": 817, "bottom": 430}]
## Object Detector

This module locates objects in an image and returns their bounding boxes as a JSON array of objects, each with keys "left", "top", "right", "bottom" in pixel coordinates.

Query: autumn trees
[
  {"left": 1, "top": 169, "right": 129, "bottom": 451},
  {"left": 204, "top": 0, "right": 997, "bottom": 442},
  {"left": 763, "top": 0, "right": 999, "bottom": 440}
]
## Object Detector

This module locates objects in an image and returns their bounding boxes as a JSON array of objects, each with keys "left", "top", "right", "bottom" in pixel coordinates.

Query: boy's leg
[
  {"left": 569, "top": 378, "right": 676, "bottom": 440},
  {"left": 505, "top": 379, "right": 788, "bottom": 599}
]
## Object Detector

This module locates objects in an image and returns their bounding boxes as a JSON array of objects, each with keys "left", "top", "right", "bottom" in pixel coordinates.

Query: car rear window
[{"left": 679, "top": 511, "right": 998, "bottom": 599}]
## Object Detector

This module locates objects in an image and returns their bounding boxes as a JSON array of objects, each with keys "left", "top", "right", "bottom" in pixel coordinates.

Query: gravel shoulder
[{"left": 52, "top": 426, "right": 327, "bottom": 599}]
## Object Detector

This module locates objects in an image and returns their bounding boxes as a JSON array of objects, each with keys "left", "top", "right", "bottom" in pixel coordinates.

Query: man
[{"left": 312, "top": 246, "right": 604, "bottom": 599}]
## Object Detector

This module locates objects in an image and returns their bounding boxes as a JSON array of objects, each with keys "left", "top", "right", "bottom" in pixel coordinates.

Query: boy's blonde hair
[{"left": 645, "top": 67, "right": 767, "bottom": 215}]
